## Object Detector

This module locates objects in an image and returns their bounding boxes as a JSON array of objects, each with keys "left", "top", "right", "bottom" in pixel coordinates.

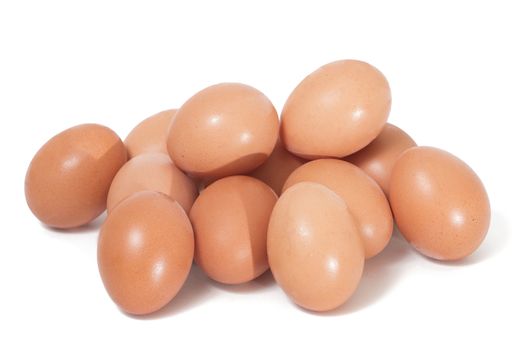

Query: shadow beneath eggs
[
  {"left": 319, "top": 229, "right": 414, "bottom": 316},
  {"left": 210, "top": 269, "right": 275, "bottom": 294},
  {"left": 44, "top": 212, "right": 107, "bottom": 234},
  {"left": 191, "top": 153, "right": 268, "bottom": 180},
  {"left": 133, "top": 265, "right": 215, "bottom": 319},
  {"left": 427, "top": 210, "right": 509, "bottom": 267}
]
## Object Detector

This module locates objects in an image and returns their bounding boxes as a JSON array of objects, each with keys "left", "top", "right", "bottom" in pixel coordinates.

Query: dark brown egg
[
  {"left": 25, "top": 124, "right": 127, "bottom": 228},
  {"left": 98, "top": 191, "right": 194, "bottom": 315},
  {"left": 389, "top": 146, "right": 491, "bottom": 260}
]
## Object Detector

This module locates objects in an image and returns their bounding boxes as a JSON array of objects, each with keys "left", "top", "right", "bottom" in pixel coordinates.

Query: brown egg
[
  {"left": 124, "top": 109, "right": 176, "bottom": 158},
  {"left": 167, "top": 83, "right": 279, "bottom": 178},
  {"left": 346, "top": 123, "right": 416, "bottom": 196},
  {"left": 249, "top": 139, "right": 306, "bottom": 195},
  {"left": 106, "top": 153, "right": 197, "bottom": 214},
  {"left": 281, "top": 59, "right": 391, "bottom": 159},
  {"left": 25, "top": 124, "right": 127, "bottom": 229},
  {"left": 268, "top": 182, "right": 364, "bottom": 311},
  {"left": 389, "top": 146, "right": 491, "bottom": 260},
  {"left": 98, "top": 191, "right": 194, "bottom": 315},
  {"left": 283, "top": 159, "right": 392, "bottom": 258},
  {"left": 190, "top": 176, "right": 277, "bottom": 284}
]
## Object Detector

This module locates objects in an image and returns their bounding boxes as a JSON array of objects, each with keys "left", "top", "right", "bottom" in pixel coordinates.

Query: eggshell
[
  {"left": 283, "top": 159, "right": 392, "bottom": 259},
  {"left": 346, "top": 123, "right": 416, "bottom": 196},
  {"left": 389, "top": 146, "right": 491, "bottom": 260},
  {"left": 25, "top": 124, "right": 127, "bottom": 229},
  {"left": 167, "top": 83, "right": 279, "bottom": 178},
  {"left": 98, "top": 191, "right": 194, "bottom": 315},
  {"left": 190, "top": 176, "right": 277, "bottom": 284},
  {"left": 268, "top": 182, "right": 365, "bottom": 312},
  {"left": 249, "top": 139, "right": 306, "bottom": 195},
  {"left": 281, "top": 59, "right": 391, "bottom": 159},
  {"left": 124, "top": 109, "right": 176, "bottom": 158},
  {"left": 106, "top": 153, "right": 197, "bottom": 214}
]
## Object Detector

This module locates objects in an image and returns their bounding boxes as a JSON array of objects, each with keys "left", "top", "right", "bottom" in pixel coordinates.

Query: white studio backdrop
[{"left": 1, "top": 1, "right": 523, "bottom": 349}]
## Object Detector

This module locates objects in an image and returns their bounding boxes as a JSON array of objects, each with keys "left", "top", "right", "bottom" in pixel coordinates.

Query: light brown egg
[
  {"left": 283, "top": 159, "right": 392, "bottom": 258},
  {"left": 25, "top": 124, "right": 127, "bottom": 229},
  {"left": 106, "top": 153, "right": 197, "bottom": 214},
  {"left": 281, "top": 59, "right": 391, "bottom": 159},
  {"left": 249, "top": 139, "right": 306, "bottom": 195},
  {"left": 167, "top": 83, "right": 279, "bottom": 178},
  {"left": 389, "top": 146, "right": 491, "bottom": 260},
  {"left": 268, "top": 182, "right": 364, "bottom": 311},
  {"left": 98, "top": 191, "right": 194, "bottom": 315},
  {"left": 124, "top": 109, "right": 176, "bottom": 158},
  {"left": 346, "top": 123, "right": 416, "bottom": 196},
  {"left": 189, "top": 176, "right": 277, "bottom": 284}
]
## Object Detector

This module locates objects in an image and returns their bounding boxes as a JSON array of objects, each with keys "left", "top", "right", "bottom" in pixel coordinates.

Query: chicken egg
[
  {"left": 249, "top": 139, "right": 306, "bottom": 195},
  {"left": 106, "top": 153, "right": 197, "bottom": 214},
  {"left": 389, "top": 146, "right": 491, "bottom": 260},
  {"left": 346, "top": 123, "right": 416, "bottom": 196},
  {"left": 98, "top": 191, "right": 194, "bottom": 315},
  {"left": 190, "top": 176, "right": 277, "bottom": 284},
  {"left": 25, "top": 124, "right": 127, "bottom": 228},
  {"left": 167, "top": 83, "right": 279, "bottom": 178},
  {"left": 268, "top": 182, "right": 365, "bottom": 311},
  {"left": 283, "top": 159, "right": 392, "bottom": 258},
  {"left": 124, "top": 109, "right": 176, "bottom": 158},
  {"left": 281, "top": 59, "right": 391, "bottom": 159}
]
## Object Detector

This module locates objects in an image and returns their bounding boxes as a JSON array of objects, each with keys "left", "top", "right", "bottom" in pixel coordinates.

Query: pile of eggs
[{"left": 25, "top": 59, "right": 491, "bottom": 315}]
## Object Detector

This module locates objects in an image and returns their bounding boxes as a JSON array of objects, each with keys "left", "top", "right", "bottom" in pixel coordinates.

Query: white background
[{"left": 1, "top": 1, "right": 523, "bottom": 349}]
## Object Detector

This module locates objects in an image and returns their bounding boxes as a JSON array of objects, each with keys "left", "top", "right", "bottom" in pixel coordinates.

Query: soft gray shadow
[
  {"left": 211, "top": 269, "right": 275, "bottom": 294},
  {"left": 132, "top": 265, "right": 215, "bottom": 320},
  {"left": 45, "top": 212, "right": 107, "bottom": 234},
  {"left": 424, "top": 210, "right": 509, "bottom": 266},
  {"left": 312, "top": 229, "right": 413, "bottom": 316}
]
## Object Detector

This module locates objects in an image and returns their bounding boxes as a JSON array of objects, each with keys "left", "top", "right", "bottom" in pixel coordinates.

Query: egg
[
  {"left": 249, "top": 139, "right": 306, "bottom": 195},
  {"left": 346, "top": 123, "right": 416, "bottom": 196},
  {"left": 268, "top": 182, "right": 365, "bottom": 312},
  {"left": 106, "top": 153, "right": 197, "bottom": 214},
  {"left": 98, "top": 191, "right": 194, "bottom": 315},
  {"left": 283, "top": 159, "right": 392, "bottom": 258},
  {"left": 167, "top": 83, "right": 279, "bottom": 178},
  {"left": 25, "top": 124, "right": 127, "bottom": 229},
  {"left": 389, "top": 146, "right": 491, "bottom": 260},
  {"left": 124, "top": 109, "right": 176, "bottom": 158},
  {"left": 190, "top": 176, "right": 277, "bottom": 284},
  {"left": 281, "top": 59, "right": 391, "bottom": 159}
]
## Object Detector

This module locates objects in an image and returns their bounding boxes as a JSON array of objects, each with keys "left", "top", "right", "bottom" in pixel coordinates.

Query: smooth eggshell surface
[
  {"left": 389, "top": 146, "right": 491, "bottom": 260},
  {"left": 25, "top": 124, "right": 127, "bottom": 229},
  {"left": 190, "top": 176, "right": 277, "bottom": 284},
  {"left": 283, "top": 159, "right": 393, "bottom": 259},
  {"left": 281, "top": 59, "right": 391, "bottom": 159},
  {"left": 267, "top": 182, "right": 365, "bottom": 312},
  {"left": 106, "top": 153, "right": 197, "bottom": 214},
  {"left": 98, "top": 191, "right": 194, "bottom": 315},
  {"left": 249, "top": 139, "right": 306, "bottom": 195},
  {"left": 346, "top": 123, "right": 416, "bottom": 196},
  {"left": 167, "top": 83, "right": 279, "bottom": 178},
  {"left": 124, "top": 109, "right": 176, "bottom": 158}
]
